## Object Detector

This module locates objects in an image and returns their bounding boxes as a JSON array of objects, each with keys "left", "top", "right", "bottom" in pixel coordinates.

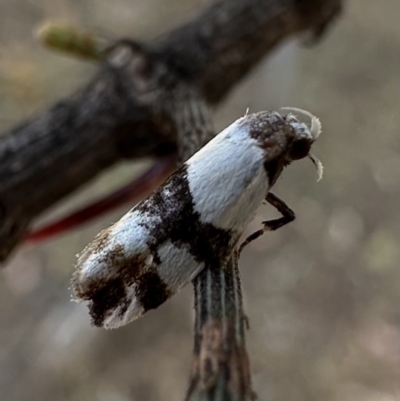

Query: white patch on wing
[
  {"left": 186, "top": 121, "right": 268, "bottom": 231},
  {"left": 157, "top": 240, "right": 204, "bottom": 289},
  {"left": 74, "top": 208, "right": 156, "bottom": 297},
  {"left": 102, "top": 285, "right": 145, "bottom": 329},
  {"left": 111, "top": 209, "right": 159, "bottom": 256}
]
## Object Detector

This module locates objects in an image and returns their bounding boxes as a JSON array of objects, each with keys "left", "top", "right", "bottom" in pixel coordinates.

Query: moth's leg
[{"left": 239, "top": 192, "right": 295, "bottom": 253}]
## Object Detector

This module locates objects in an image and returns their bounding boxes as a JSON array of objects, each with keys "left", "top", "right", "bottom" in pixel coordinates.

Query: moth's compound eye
[{"left": 289, "top": 138, "right": 312, "bottom": 160}]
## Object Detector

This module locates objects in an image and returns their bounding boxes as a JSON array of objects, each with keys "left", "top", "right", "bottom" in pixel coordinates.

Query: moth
[{"left": 72, "top": 108, "right": 322, "bottom": 329}]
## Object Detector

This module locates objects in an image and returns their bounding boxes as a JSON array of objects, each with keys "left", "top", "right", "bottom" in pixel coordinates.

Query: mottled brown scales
[
  {"left": 243, "top": 111, "right": 290, "bottom": 185},
  {"left": 92, "top": 229, "right": 111, "bottom": 252},
  {"left": 244, "top": 111, "right": 286, "bottom": 140},
  {"left": 96, "top": 243, "right": 125, "bottom": 268},
  {"left": 77, "top": 227, "right": 182, "bottom": 323}
]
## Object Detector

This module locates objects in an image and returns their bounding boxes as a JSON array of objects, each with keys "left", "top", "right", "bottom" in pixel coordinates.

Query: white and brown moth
[{"left": 72, "top": 108, "right": 322, "bottom": 329}]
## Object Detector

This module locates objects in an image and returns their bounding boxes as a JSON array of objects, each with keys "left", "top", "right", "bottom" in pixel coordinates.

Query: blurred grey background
[{"left": 0, "top": 0, "right": 399, "bottom": 400}]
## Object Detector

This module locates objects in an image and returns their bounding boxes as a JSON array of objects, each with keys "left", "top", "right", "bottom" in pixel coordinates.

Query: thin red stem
[{"left": 25, "top": 158, "right": 175, "bottom": 243}]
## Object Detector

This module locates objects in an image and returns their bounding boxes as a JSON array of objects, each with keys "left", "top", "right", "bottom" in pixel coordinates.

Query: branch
[
  {"left": 187, "top": 255, "right": 255, "bottom": 401},
  {"left": 156, "top": 0, "right": 342, "bottom": 104}
]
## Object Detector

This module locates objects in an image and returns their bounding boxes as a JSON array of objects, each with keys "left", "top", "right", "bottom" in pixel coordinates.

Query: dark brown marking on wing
[
  {"left": 89, "top": 277, "right": 128, "bottom": 327},
  {"left": 139, "top": 164, "right": 234, "bottom": 268},
  {"left": 76, "top": 248, "right": 170, "bottom": 326},
  {"left": 73, "top": 243, "right": 128, "bottom": 301},
  {"left": 135, "top": 269, "right": 172, "bottom": 311}
]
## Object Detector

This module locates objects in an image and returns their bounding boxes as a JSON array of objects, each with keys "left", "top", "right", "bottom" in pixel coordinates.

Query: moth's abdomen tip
[
  {"left": 71, "top": 240, "right": 160, "bottom": 328},
  {"left": 88, "top": 284, "right": 146, "bottom": 329},
  {"left": 99, "top": 307, "right": 144, "bottom": 329}
]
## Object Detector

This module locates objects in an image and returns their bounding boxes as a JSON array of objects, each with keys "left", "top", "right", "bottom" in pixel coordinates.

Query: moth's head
[
  {"left": 281, "top": 107, "right": 321, "bottom": 159},
  {"left": 241, "top": 108, "right": 323, "bottom": 186}
]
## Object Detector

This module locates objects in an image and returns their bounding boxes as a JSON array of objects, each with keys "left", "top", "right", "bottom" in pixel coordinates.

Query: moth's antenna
[
  {"left": 244, "top": 107, "right": 250, "bottom": 117},
  {"left": 281, "top": 107, "right": 322, "bottom": 140},
  {"left": 309, "top": 154, "right": 324, "bottom": 182}
]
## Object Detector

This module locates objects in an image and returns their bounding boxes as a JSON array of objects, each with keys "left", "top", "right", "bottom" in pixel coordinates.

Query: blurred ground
[{"left": 0, "top": 1, "right": 399, "bottom": 400}]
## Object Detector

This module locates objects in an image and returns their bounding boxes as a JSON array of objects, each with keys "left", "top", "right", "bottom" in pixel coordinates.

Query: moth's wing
[
  {"left": 72, "top": 164, "right": 236, "bottom": 329},
  {"left": 71, "top": 208, "right": 206, "bottom": 329},
  {"left": 71, "top": 213, "right": 147, "bottom": 328}
]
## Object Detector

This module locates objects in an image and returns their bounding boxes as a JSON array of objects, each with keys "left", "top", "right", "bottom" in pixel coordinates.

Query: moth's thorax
[
  {"left": 235, "top": 111, "right": 316, "bottom": 185},
  {"left": 238, "top": 111, "right": 288, "bottom": 155},
  {"left": 238, "top": 111, "right": 312, "bottom": 153}
]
